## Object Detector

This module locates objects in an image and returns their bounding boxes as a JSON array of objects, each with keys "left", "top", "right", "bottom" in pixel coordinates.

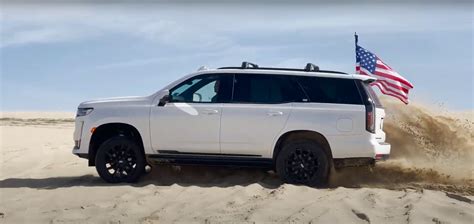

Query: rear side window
[
  {"left": 232, "top": 74, "right": 306, "bottom": 104},
  {"left": 295, "top": 76, "right": 363, "bottom": 105}
]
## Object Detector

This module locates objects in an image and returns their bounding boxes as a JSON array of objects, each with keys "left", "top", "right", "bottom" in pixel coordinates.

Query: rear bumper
[
  {"left": 334, "top": 140, "right": 391, "bottom": 167},
  {"left": 373, "top": 141, "right": 390, "bottom": 160},
  {"left": 375, "top": 153, "right": 390, "bottom": 161}
]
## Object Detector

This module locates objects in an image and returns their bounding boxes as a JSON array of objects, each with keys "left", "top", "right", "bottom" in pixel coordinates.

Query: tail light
[{"left": 365, "top": 101, "right": 376, "bottom": 133}]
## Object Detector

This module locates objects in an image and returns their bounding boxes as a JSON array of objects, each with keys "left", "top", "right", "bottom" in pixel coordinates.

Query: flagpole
[
  {"left": 354, "top": 32, "right": 358, "bottom": 73},
  {"left": 354, "top": 32, "right": 358, "bottom": 54},
  {"left": 354, "top": 32, "right": 358, "bottom": 45}
]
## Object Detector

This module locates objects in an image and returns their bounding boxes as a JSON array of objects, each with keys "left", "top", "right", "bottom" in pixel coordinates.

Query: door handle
[
  {"left": 203, "top": 109, "right": 219, "bottom": 115},
  {"left": 267, "top": 111, "right": 283, "bottom": 116}
]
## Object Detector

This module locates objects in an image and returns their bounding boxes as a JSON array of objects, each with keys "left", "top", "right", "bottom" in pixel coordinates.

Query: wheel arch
[
  {"left": 273, "top": 130, "right": 333, "bottom": 161},
  {"left": 88, "top": 122, "right": 144, "bottom": 166}
]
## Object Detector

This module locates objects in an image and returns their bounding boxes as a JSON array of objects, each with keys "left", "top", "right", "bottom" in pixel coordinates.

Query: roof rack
[
  {"left": 241, "top": 61, "right": 259, "bottom": 69},
  {"left": 304, "top": 63, "right": 319, "bottom": 72},
  {"left": 218, "top": 61, "right": 346, "bottom": 74}
]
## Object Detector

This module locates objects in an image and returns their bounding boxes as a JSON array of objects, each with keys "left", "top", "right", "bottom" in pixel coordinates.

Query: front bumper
[
  {"left": 72, "top": 116, "right": 92, "bottom": 157},
  {"left": 73, "top": 146, "right": 88, "bottom": 159},
  {"left": 74, "top": 152, "right": 89, "bottom": 160}
]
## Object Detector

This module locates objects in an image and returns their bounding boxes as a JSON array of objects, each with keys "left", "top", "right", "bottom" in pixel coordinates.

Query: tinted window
[
  {"left": 296, "top": 76, "right": 363, "bottom": 105},
  {"left": 233, "top": 74, "right": 306, "bottom": 104},
  {"left": 169, "top": 74, "right": 232, "bottom": 103}
]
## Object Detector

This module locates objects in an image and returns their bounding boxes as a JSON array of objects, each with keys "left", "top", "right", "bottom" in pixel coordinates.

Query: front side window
[
  {"left": 169, "top": 74, "right": 232, "bottom": 103},
  {"left": 232, "top": 74, "right": 306, "bottom": 104}
]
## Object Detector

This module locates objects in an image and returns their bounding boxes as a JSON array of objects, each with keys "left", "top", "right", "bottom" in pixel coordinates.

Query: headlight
[{"left": 76, "top": 108, "right": 94, "bottom": 117}]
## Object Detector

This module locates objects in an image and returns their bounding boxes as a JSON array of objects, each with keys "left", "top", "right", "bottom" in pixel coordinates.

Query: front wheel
[
  {"left": 95, "top": 136, "right": 145, "bottom": 183},
  {"left": 276, "top": 140, "right": 329, "bottom": 186}
]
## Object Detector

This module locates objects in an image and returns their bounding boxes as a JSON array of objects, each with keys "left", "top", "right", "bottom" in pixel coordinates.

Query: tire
[
  {"left": 276, "top": 140, "right": 329, "bottom": 186},
  {"left": 95, "top": 136, "right": 145, "bottom": 183}
]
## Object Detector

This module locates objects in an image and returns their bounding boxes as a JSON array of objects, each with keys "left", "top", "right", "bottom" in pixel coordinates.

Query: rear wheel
[
  {"left": 276, "top": 140, "right": 329, "bottom": 186},
  {"left": 95, "top": 136, "right": 145, "bottom": 183}
]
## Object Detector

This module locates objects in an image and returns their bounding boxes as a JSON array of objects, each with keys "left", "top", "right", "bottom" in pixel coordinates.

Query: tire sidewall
[
  {"left": 276, "top": 140, "right": 329, "bottom": 186},
  {"left": 95, "top": 136, "right": 145, "bottom": 183}
]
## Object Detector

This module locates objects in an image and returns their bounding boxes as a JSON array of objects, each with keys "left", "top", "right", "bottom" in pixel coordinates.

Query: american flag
[{"left": 356, "top": 45, "right": 414, "bottom": 104}]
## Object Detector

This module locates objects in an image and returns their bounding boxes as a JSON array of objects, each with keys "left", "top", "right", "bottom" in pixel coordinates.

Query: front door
[{"left": 150, "top": 73, "right": 233, "bottom": 154}]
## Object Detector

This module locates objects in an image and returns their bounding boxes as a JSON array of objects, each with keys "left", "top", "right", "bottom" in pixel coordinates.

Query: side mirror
[{"left": 158, "top": 94, "right": 170, "bottom": 107}]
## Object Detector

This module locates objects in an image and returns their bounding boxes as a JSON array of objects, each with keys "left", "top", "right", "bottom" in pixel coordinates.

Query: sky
[{"left": 1, "top": 1, "right": 473, "bottom": 111}]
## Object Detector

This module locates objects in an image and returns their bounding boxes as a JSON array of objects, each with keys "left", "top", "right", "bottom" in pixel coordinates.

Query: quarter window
[{"left": 296, "top": 76, "right": 363, "bottom": 105}]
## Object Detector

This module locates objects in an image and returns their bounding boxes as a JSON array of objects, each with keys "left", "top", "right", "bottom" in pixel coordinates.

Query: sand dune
[{"left": 0, "top": 102, "right": 473, "bottom": 223}]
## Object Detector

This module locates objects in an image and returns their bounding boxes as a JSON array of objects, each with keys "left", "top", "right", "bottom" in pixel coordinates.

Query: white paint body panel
[
  {"left": 73, "top": 96, "right": 155, "bottom": 155},
  {"left": 220, "top": 103, "right": 292, "bottom": 156},
  {"left": 73, "top": 69, "right": 390, "bottom": 160},
  {"left": 150, "top": 102, "right": 222, "bottom": 153}
]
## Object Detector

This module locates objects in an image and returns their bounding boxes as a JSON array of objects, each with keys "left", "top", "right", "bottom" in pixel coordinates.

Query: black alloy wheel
[
  {"left": 95, "top": 136, "right": 145, "bottom": 183},
  {"left": 285, "top": 148, "right": 319, "bottom": 183},
  {"left": 276, "top": 140, "right": 329, "bottom": 186}
]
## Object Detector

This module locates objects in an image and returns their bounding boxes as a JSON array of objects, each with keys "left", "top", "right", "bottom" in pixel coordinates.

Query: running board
[{"left": 146, "top": 154, "right": 273, "bottom": 168}]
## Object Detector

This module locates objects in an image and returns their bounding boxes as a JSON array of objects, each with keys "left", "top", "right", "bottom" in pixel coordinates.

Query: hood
[{"left": 78, "top": 96, "right": 152, "bottom": 108}]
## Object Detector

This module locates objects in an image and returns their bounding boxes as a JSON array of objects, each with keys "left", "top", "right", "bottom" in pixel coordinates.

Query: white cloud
[
  {"left": 1, "top": 3, "right": 471, "bottom": 48},
  {"left": 94, "top": 44, "right": 293, "bottom": 70},
  {"left": 2, "top": 26, "right": 99, "bottom": 47}
]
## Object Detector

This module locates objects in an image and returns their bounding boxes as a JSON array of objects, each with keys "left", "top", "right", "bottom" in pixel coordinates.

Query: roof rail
[{"left": 218, "top": 61, "right": 346, "bottom": 74}]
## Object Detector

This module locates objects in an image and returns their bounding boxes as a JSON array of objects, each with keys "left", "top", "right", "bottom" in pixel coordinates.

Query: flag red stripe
[
  {"left": 357, "top": 64, "right": 413, "bottom": 89},
  {"left": 376, "top": 57, "right": 393, "bottom": 69},
  {"left": 376, "top": 66, "right": 413, "bottom": 86},
  {"left": 375, "top": 79, "right": 409, "bottom": 94},
  {"left": 375, "top": 61, "right": 412, "bottom": 86},
  {"left": 365, "top": 71, "right": 411, "bottom": 93},
  {"left": 373, "top": 81, "right": 408, "bottom": 100},
  {"left": 375, "top": 85, "right": 409, "bottom": 104},
  {"left": 374, "top": 70, "right": 414, "bottom": 88},
  {"left": 376, "top": 63, "right": 390, "bottom": 70},
  {"left": 376, "top": 86, "right": 409, "bottom": 104},
  {"left": 375, "top": 59, "right": 392, "bottom": 70},
  {"left": 359, "top": 68, "right": 409, "bottom": 99},
  {"left": 376, "top": 81, "right": 408, "bottom": 99},
  {"left": 359, "top": 69, "right": 410, "bottom": 94},
  {"left": 372, "top": 83, "right": 408, "bottom": 104}
]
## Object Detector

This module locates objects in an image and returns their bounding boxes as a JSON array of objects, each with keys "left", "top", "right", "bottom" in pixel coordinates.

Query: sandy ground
[{"left": 0, "top": 108, "right": 473, "bottom": 223}]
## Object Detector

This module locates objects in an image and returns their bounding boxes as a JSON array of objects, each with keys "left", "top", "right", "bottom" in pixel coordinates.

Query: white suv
[{"left": 73, "top": 62, "right": 390, "bottom": 186}]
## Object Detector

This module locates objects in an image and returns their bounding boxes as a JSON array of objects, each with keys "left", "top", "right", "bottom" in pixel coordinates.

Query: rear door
[{"left": 220, "top": 74, "right": 306, "bottom": 157}]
